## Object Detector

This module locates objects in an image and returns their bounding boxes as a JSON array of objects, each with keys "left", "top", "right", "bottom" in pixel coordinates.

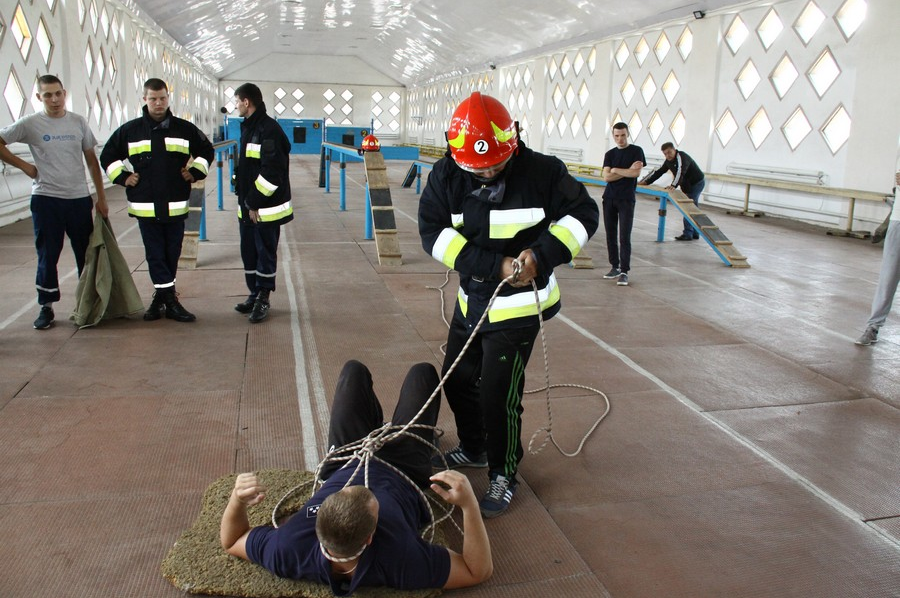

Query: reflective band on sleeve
[
  {"left": 489, "top": 207, "right": 546, "bottom": 239},
  {"left": 550, "top": 215, "right": 589, "bottom": 258},
  {"left": 191, "top": 156, "right": 210, "bottom": 175},
  {"left": 486, "top": 274, "right": 560, "bottom": 323},
  {"left": 257, "top": 201, "right": 293, "bottom": 222},
  {"left": 432, "top": 228, "right": 467, "bottom": 269},
  {"left": 451, "top": 212, "right": 464, "bottom": 229},
  {"left": 105, "top": 159, "right": 125, "bottom": 181},
  {"left": 255, "top": 174, "right": 278, "bottom": 197},
  {"left": 164, "top": 137, "right": 190, "bottom": 154},
  {"left": 127, "top": 140, "right": 152, "bottom": 156},
  {"left": 246, "top": 143, "right": 261, "bottom": 159}
]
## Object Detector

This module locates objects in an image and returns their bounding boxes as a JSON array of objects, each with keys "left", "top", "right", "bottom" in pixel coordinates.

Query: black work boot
[
  {"left": 234, "top": 294, "right": 256, "bottom": 314},
  {"left": 143, "top": 292, "right": 166, "bottom": 321},
  {"left": 248, "top": 289, "right": 270, "bottom": 323},
  {"left": 162, "top": 289, "right": 196, "bottom": 322}
]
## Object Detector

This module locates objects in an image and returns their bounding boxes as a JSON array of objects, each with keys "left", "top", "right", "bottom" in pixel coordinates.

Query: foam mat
[{"left": 161, "top": 469, "right": 442, "bottom": 598}]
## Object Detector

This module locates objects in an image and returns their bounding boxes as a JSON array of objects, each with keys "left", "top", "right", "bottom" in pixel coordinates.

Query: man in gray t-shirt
[{"left": 0, "top": 75, "right": 108, "bottom": 330}]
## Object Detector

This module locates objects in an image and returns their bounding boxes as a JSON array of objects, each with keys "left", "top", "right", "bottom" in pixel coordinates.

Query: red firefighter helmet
[
  {"left": 361, "top": 134, "right": 381, "bottom": 152},
  {"left": 446, "top": 92, "right": 518, "bottom": 171}
]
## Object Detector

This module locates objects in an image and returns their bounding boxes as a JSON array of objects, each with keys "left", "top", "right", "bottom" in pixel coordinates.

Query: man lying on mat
[{"left": 219, "top": 360, "right": 492, "bottom": 595}]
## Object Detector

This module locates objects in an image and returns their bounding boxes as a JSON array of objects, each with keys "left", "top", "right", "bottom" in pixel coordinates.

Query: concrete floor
[{"left": 0, "top": 154, "right": 898, "bottom": 598}]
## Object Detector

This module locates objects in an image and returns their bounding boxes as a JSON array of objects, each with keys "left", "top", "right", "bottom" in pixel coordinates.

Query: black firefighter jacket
[{"left": 235, "top": 105, "right": 293, "bottom": 227}]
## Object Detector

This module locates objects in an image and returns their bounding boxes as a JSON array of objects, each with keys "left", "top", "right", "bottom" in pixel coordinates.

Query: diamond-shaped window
[
  {"left": 552, "top": 83, "right": 563, "bottom": 108},
  {"left": 548, "top": 56, "right": 559, "bottom": 79},
  {"left": 757, "top": 8, "right": 783, "bottom": 50},
  {"left": 84, "top": 41, "right": 94, "bottom": 80},
  {"left": 523, "top": 67, "right": 533, "bottom": 86},
  {"left": 45, "top": 0, "right": 57, "bottom": 11},
  {"left": 30, "top": 79, "right": 42, "bottom": 113},
  {"left": 323, "top": 88, "right": 335, "bottom": 101},
  {"left": 100, "top": 5, "right": 109, "bottom": 39},
  {"left": 92, "top": 92, "right": 102, "bottom": 126},
  {"left": 793, "top": 1, "right": 825, "bottom": 46},
  {"left": 564, "top": 84, "right": 575, "bottom": 109},
  {"left": 274, "top": 102, "right": 286, "bottom": 115},
  {"left": 372, "top": 91, "right": 383, "bottom": 103},
  {"left": 770, "top": 54, "right": 798, "bottom": 99},
  {"left": 560, "top": 54, "right": 571, "bottom": 77},
  {"left": 628, "top": 112, "right": 643, "bottom": 140},
  {"left": 341, "top": 89, "right": 353, "bottom": 101},
  {"left": 96, "top": 47, "right": 106, "bottom": 81},
  {"left": 11, "top": 4, "right": 33, "bottom": 60},
  {"left": 323, "top": 104, "right": 335, "bottom": 115},
  {"left": 4, "top": 69, "right": 26, "bottom": 119},
  {"left": 662, "top": 71, "right": 680, "bottom": 105},
  {"left": 527, "top": 89, "right": 534, "bottom": 109},
  {"left": 736, "top": 60, "right": 761, "bottom": 100},
  {"left": 634, "top": 37, "right": 650, "bottom": 66},
  {"left": 573, "top": 51, "right": 585, "bottom": 75},
  {"left": 389, "top": 105, "right": 400, "bottom": 116},
  {"left": 78, "top": 0, "right": 86, "bottom": 26},
  {"left": 111, "top": 11, "right": 119, "bottom": 43},
  {"left": 109, "top": 54, "right": 117, "bottom": 84},
  {"left": 104, "top": 94, "right": 112, "bottom": 127},
  {"left": 35, "top": 16, "right": 53, "bottom": 67},
  {"left": 274, "top": 87, "right": 286, "bottom": 99},
  {"left": 89, "top": 0, "right": 98, "bottom": 35},
  {"left": 614, "top": 41, "right": 629, "bottom": 69},
  {"left": 782, "top": 107, "right": 812, "bottom": 150},
  {"left": 676, "top": 27, "right": 693, "bottom": 61},
  {"left": 587, "top": 48, "right": 597, "bottom": 74},
  {"left": 654, "top": 32, "right": 671, "bottom": 63},
  {"left": 224, "top": 86, "right": 235, "bottom": 98},
  {"left": 341, "top": 103, "right": 352, "bottom": 116},
  {"left": 725, "top": 15, "right": 749, "bottom": 55},
  {"left": 292, "top": 88, "right": 304, "bottom": 100},
  {"left": 835, "top": 0, "right": 867, "bottom": 41},
  {"left": 670, "top": 111, "right": 686, "bottom": 144},
  {"left": 747, "top": 108, "right": 772, "bottom": 149},
  {"left": 570, "top": 115, "right": 580, "bottom": 138},
  {"left": 640, "top": 74, "right": 657, "bottom": 106},
  {"left": 578, "top": 81, "right": 589, "bottom": 108},
  {"left": 620, "top": 76, "right": 635, "bottom": 106},
  {"left": 612, "top": 111, "right": 623, "bottom": 127},
  {"left": 557, "top": 113, "right": 568, "bottom": 137},
  {"left": 389, "top": 91, "right": 400, "bottom": 103},
  {"left": 583, "top": 112, "right": 593, "bottom": 139},
  {"left": 372, "top": 105, "right": 383, "bottom": 117},
  {"left": 715, "top": 109, "right": 739, "bottom": 147},
  {"left": 648, "top": 111, "right": 664, "bottom": 143},
  {"left": 292, "top": 102, "right": 303, "bottom": 115},
  {"left": 546, "top": 114, "right": 555, "bottom": 136},
  {"left": 808, "top": 47, "right": 840, "bottom": 98},
  {"left": 821, "top": 105, "right": 851, "bottom": 154}
]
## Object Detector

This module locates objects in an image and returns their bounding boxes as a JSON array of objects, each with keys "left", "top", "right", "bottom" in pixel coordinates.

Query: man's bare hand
[
  {"left": 181, "top": 167, "right": 195, "bottom": 183},
  {"left": 249, "top": 209, "right": 259, "bottom": 224},
  {"left": 430, "top": 470, "right": 477, "bottom": 509},
  {"left": 232, "top": 473, "right": 267, "bottom": 506},
  {"left": 124, "top": 173, "right": 140, "bottom": 187},
  {"left": 23, "top": 164, "right": 38, "bottom": 179}
]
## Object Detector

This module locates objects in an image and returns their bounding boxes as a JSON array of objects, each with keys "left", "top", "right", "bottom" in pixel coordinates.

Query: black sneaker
[
  {"left": 249, "top": 289, "right": 270, "bottom": 323},
  {"left": 479, "top": 472, "right": 518, "bottom": 518},
  {"left": 234, "top": 295, "right": 256, "bottom": 314},
  {"left": 617, "top": 272, "right": 629, "bottom": 286},
  {"left": 432, "top": 445, "right": 488, "bottom": 469},
  {"left": 33, "top": 305, "right": 54, "bottom": 330},
  {"left": 602, "top": 268, "right": 621, "bottom": 279}
]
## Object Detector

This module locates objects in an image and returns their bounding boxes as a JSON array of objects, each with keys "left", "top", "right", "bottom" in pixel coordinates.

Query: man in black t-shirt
[
  {"left": 640, "top": 142, "right": 706, "bottom": 241},
  {"left": 601, "top": 122, "right": 645, "bottom": 286}
]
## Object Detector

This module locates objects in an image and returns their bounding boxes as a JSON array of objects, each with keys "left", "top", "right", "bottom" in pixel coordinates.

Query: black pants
[
  {"left": 321, "top": 360, "right": 440, "bottom": 488},
  {"left": 239, "top": 221, "right": 280, "bottom": 294},
  {"left": 442, "top": 317, "right": 539, "bottom": 479},
  {"left": 602, "top": 196, "right": 636, "bottom": 272},
  {"left": 31, "top": 195, "right": 93, "bottom": 304},
  {"left": 137, "top": 219, "right": 185, "bottom": 289}
]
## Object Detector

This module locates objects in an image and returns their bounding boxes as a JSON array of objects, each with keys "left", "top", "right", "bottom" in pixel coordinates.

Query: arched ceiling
[{"left": 132, "top": 0, "right": 744, "bottom": 85}]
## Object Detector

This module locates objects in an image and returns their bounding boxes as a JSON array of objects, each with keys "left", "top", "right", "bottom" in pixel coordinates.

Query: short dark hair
[
  {"left": 143, "top": 78, "right": 168, "bottom": 93},
  {"left": 613, "top": 122, "right": 629, "bottom": 132},
  {"left": 660, "top": 142, "right": 675, "bottom": 152},
  {"left": 37, "top": 75, "right": 63, "bottom": 88},
  {"left": 315, "top": 486, "right": 377, "bottom": 558},
  {"left": 234, "top": 83, "right": 263, "bottom": 108}
]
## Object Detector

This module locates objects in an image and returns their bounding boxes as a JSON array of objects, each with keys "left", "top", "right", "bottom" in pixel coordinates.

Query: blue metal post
[
  {"left": 324, "top": 149, "right": 331, "bottom": 193},
  {"left": 416, "top": 164, "right": 422, "bottom": 194},
  {"left": 200, "top": 190, "right": 207, "bottom": 241},
  {"left": 365, "top": 182, "right": 373, "bottom": 240},
  {"left": 216, "top": 149, "right": 224, "bottom": 211},
  {"left": 657, "top": 195, "right": 667, "bottom": 242},
  {"left": 228, "top": 148, "right": 235, "bottom": 194},
  {"left": 340, "top": 157, "right": 347, "bottom": 211}
]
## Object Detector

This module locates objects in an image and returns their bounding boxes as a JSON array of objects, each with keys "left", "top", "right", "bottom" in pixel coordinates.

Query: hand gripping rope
[{"left": 271, "top": 258, "right": 610, "bottom": 540}]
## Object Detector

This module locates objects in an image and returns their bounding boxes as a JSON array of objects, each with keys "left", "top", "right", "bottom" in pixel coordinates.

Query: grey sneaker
[
  {"left": 433, "top": 445, "right": 488, "bottom": 469},
  {"left": 603, "top": 268, "right": 621, "bottom": 279},
  {"left": 617, "top": 272, "right": 629, "bottom": 286},
  {"left": 855, "top": 327, "right": 878, "bottom": 345}
]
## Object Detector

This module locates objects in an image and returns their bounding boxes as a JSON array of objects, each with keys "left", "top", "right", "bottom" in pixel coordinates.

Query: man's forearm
[
  {"left": 0, "top": 144, "right": 31, "bottom": 173},
  {"left": 220, "top": 495, "right": 252, "bottom": 553},
  {"left": 85, "top": 154, "right": 107, "bottom": 203},
  {"left": 460, "top": 502, "right": 492, "bottom": 581}
]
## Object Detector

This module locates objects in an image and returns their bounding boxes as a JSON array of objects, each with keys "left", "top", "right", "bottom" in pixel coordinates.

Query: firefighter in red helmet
[{"left": 418, "top": 92, "right": 599, "bottom": 518}]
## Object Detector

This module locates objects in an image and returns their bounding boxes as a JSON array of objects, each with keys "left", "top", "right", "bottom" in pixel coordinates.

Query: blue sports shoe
[
  {"left": 432, "top": 445, "right": 488, "bottom": 469},
  {"left": 479, "top": 472, "right": 518, "bottom": 518}
]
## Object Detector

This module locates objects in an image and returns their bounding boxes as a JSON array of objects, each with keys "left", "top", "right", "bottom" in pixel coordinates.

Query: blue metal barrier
[{"left": 204, "top": 139, "right": 237, "bottom": 241}]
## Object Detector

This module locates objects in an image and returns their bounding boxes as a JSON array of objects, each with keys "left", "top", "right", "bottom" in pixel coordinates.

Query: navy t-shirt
[
  {"left": 602, "top": 144, "right": 646, "bottom": 201},
  {"left": 245, "top": 461, "right": 451, "bottom": 596}
]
